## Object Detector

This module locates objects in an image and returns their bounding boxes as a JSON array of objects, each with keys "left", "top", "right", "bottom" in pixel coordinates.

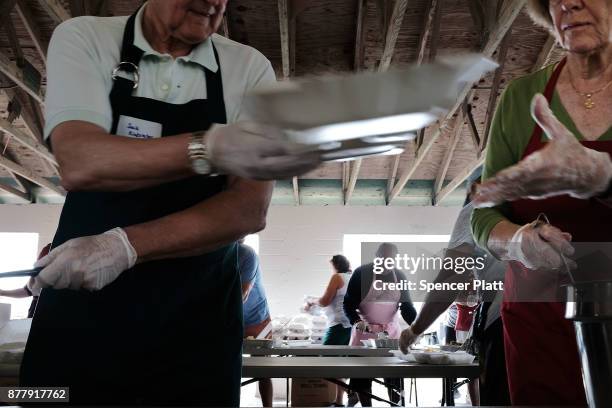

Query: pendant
[{"left": 584, "top": 94, "right": 595, "bottom": 109}]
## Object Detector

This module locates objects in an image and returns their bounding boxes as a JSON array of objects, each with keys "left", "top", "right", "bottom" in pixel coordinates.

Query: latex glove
[
  {"left": 504, "top": 221, "right": 575, "bottom": 270},
  {"left": 472, "top": 94, "right": 612, "bottom": 207},
  {"left": 399, "top": 327, "right": 420, "bottom": 354},
  {"left": 207, "top": 122, "right": 322, "bottom": 180},
  {"left": 28, "top": 228, "right": 137, "bottom": 294},
  {"left": 354, "top": 320, "right": 369, "bottom": 333}
]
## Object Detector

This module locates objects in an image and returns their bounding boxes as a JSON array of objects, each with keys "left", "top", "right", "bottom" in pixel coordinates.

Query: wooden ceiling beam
[
  {"left": 482, "top": 32, "right": 511, "bottom": 151},
  {"left": 385, "top": 155, "right": 400, "bottom": 204},
  {"left": 35, "top": 0, "right": 70, "bottom": 24},
  {"left": 15, "top": 0, "right": 48, "bottom": 65},
  {"left": 344, "top": 159, "right": 362, "bottom": 205},
  {"left": 0, "top": 180, "right": 31, "bottom": 203},
  {"left": 463, "top": 98, "right": 481, "bottom": 149},
  {"left": 432, "top": 113, "right": 464, "bottom": 205},
  {"left": 415, "top": 0, "right": 439, "bottom": 65},
  {"left": 0, "top": 50, "right": 44, "bottom": 105},
  {"left": 378, "top": 0, "right": 408, "bottom": 72},
  {"left": 532, "top": 35, "right": 557, "bottom": 71},
  {"left": 0, "top": 155, "right": 64, "bottom": 195},
  {"left": 0, "top": 1, "right": 17, "bottom": 27},
  {"left": 292, "top": 176, "right": 300, "bottom": 205},
  {"left": 354, "top": 0, "right": 367, "bottom": 71},
  {"left": 278, "top": 0, "right": 295, "bottom": 79},
  {"left": 435, "top": 156, "right": 485, "bottom": 205},
  {"left": 0, "top": 118, "right": 57, "bottom": 167},
  {"left": 388, "top": 0, "right": 525, "bottom": 203}
]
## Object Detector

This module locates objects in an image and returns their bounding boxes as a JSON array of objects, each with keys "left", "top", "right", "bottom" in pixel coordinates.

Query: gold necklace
[{"left": 569, "top": 74, "right": 612, "bottom": 110}]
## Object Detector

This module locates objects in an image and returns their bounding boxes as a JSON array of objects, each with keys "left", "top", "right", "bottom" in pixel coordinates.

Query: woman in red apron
[{"left": 471, "top": 1, "right": 612, "bottom": 405}]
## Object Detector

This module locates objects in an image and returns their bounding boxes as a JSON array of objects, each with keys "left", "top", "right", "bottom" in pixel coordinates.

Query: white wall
[
  {"left": 0, "top": 204, "right": 461, "bottom": 315},
  {"left": 0, "top": 205, "right": 62, "bottom": 253},
  {"left": 260, "top": 206, "right": 461, "bottom": 316}
]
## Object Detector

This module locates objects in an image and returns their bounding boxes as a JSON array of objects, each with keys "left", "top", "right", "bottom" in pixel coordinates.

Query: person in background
[
  {"left": 0, "top": 244, "right": 51, "bottom": 319},
  {"left": 400, "top": 169, "right": 510, "bottom": 406},
  {"left": 238, "top": 242, "right": 273, "bottom": 408},
  {"left": 344, "top": 243, "right": 416, "bottom": 407},
  {"left": 470, "top": 1, "right": 612, "bottom": 405},
  {"left": 306, "top": 254, "right": 353, "bottom": 407}
]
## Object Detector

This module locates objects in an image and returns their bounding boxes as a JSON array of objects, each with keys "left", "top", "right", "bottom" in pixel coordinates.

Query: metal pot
[{"left": 566, "top": 281, "right": 612, "bottom": 408}]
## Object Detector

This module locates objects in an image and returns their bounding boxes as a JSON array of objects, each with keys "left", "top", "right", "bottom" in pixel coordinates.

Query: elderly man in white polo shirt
[{"left": 20, "top": 0, "right": 319, "bottom": 405}]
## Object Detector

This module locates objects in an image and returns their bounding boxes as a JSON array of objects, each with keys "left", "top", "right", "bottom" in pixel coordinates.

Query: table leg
[
  {"left": 400, "top": 377, "right": 405, "bottom": 406},
  {"left": 442, "top": 378, "right": 455, "bottom": 406},
  {"left": 286, "top": 378, "right": 289, "bottom": 407}
]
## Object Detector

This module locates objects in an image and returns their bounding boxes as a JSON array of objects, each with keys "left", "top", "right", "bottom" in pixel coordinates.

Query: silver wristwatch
[{"left": 188, "top": 131, "right": 217, "bottom": 176}]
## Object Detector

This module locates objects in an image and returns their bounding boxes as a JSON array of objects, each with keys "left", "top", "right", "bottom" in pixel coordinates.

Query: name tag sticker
[{"left": 116, "top": 116, "right": 162, "bottom": 139}]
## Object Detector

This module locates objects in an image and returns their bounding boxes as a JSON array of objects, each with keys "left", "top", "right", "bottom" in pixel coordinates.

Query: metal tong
[{"left": 0, "top": 267, "right": 42, "bottom": 279}]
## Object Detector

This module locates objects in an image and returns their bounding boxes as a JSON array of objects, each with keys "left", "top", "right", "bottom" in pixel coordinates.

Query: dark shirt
[{"left": 343, "top": 263, "right": 416, "bottom": 325}]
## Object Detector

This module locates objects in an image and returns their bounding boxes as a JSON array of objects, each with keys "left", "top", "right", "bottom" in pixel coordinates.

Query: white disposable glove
[
  {"left": 28, "top": 228, "right": 137, "bottom": 294},
  {"left": 399, "top": 327, "right": 420, "bottom": 354},
  {"left": 473, "top": 94, "right": 612, "bottom": 207},
  {"left": 207, "top": 122, "right": 322, "bottom": 180},
  {"left": 354, "top": 320, "right": 369, "bottom": 332},
  {"left": 503, "top": 221, "right": 575, "bottom": 271}
]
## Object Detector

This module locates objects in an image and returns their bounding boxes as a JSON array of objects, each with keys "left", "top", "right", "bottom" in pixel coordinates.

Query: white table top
[
  {"left": 242, "top": 356, "right": 479, "bottom": 379},
  {"left": 243, "top": 344, "right": 395, "bottom": 357}
]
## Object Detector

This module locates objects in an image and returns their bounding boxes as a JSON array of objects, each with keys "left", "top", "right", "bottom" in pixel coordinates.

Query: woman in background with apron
[{"left": 344, "top": 243, "right": 416, "bottom": 406}]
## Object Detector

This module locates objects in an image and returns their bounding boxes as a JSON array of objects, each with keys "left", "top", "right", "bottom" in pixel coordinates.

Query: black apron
[{"left": 20, "top": 11, "right": 243, "bottom": 406}]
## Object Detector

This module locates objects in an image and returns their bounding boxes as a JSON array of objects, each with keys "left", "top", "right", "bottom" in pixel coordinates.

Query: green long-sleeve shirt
[{"left": 471, "top": 63, "right": 612, "bottom": 251}]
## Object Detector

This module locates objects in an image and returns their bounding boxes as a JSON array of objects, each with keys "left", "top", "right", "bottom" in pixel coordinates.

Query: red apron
[{"left": 502, "top": 58, "right": 612, "bottom": 406}]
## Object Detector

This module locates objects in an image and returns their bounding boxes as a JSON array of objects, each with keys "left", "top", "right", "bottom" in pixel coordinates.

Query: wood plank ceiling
[{"left": 0, "top": 0, "right": 565, "bottom": 205}]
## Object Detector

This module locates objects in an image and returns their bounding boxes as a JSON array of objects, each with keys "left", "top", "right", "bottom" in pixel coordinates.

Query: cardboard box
[{"left": 290, "top": 378, "right": 336, "bottom": 407}]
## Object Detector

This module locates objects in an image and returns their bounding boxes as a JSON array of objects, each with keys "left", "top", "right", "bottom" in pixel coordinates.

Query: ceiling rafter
[
  {"left": 344, "top": 159, "right": 361, "bottom": 205},
  {"left": 15, "top": 0, "right": 48, "bottom": 65},
  {"left": 292, "top": 176, "right": 300, "bottom": 205},
  {"left": 354, "top": 0, "right": 367, "bottom": 71},
  {"left": 378, "top": 0, "right": 408, "bottom": 72},
  {"left": 432, "top": 113, "right": 465, "bottom": 205},
  {"left": 388, "top": 0, "right": 526, "bottom": 204},
  {"left": 435, "top": 155, "right": 485, "bottom": 205},
  {"left": 0, "top": 50, "right": 44, "bottom": 105},
  {"left": 35, "top": 0, "right": 70, "bottom": 24},
  {"left": 0, "top": 118, "right": 57, "bottom": 167},
  {"left": 532, "top": 35, "right": 557, "bottom": 71},
  {"left": 0, "top": 154, "right": 64, "bottom": 195},
  {"left": 481, "top": 32, "right": 511, "bottom": 151},
  {"left": 0, "top": 180, "right": 30, "bottom": 203}
]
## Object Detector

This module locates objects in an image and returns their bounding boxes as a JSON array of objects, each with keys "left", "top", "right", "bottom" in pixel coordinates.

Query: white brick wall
[{"left": 0, "top": 204, "right": 461, "bottom": 315}]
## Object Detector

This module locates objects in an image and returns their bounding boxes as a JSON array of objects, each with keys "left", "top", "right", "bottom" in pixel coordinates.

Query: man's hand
[
  {"left": 399, "top": 327, "right": 420, "bottom": 354},
  {"left": 207, "top": 122, "right": 322, "bottom": 180},
  {"left": 28, "top": 228, "right": 137, "bottom": 294},
  {"left": 472, "top": 94, "right": 612, "bottom": 207},
  {"left": 503, "top": 221, "right": 575, "bottom": 271}
]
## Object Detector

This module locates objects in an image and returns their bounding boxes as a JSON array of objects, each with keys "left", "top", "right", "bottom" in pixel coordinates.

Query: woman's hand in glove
[
  {"left": 354, "top": 320, "right": 369, "bottom": 333},
  {"left": 207, "top": 122, "right": 322, "bottom": 180},
  {"left": 399, "top": 327, "right": 420, "bottom": 354},
  {"left": 28, "top": 228, "right": 137, "bottom": 294},
  {"left": 473, "top": 94, "right": 612, "bottom": 207},
  {"left": 503, "top": 221, "right": 575, "bottom": 271}
]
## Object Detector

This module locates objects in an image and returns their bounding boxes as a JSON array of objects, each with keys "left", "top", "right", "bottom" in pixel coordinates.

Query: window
[
  {"left": 0, "top": 233, "right": 39, "bottom": 319},
  {"left": 243, "top": 234, "right": 259, "bottom": 254},
  {"left": 342, "top": 233, "right": 451, "bottom": 271}
]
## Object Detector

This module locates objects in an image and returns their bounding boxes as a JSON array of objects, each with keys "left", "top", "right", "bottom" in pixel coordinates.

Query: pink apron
[{"left": 350, "top": 270, "right": 402, "bottom": 345}]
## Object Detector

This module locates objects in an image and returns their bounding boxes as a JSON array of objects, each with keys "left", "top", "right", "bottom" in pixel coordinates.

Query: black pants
[
  {"left": 478, "top": 318, "right": 511, "bottom": 406},
  {"left": 349, "top": 377, "right": 401, "bottom": 406},
  {"left": 444, "top": 324, "right": 457, "bottom": 344}
]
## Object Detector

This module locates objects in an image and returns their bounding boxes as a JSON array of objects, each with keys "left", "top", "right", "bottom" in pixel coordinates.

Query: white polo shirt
[{"left": 43, "top": 5, "right": 276, "bottom": 140}]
